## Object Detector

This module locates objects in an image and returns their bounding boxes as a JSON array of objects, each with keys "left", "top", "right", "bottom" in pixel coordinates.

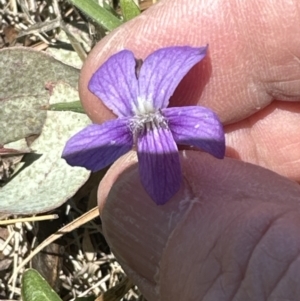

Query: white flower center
[
  {"left": 129, "top": 110, "right": 168, "bottom": 141},
  {"left": 133, "top": 96, "right": 156, "bottom": 115}
]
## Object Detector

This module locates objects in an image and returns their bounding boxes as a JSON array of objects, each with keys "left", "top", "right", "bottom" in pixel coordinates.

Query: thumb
[{"left": 98, "top": 152, "right": 300, "bottom": 301}]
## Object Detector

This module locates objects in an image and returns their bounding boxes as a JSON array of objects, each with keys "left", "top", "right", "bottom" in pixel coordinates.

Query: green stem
[{"left": 68, "top": 0, "right": 123, "bottom": 31}]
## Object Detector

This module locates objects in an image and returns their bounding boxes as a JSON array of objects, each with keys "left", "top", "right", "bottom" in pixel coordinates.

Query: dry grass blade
[
  {"left": 16, "top": 18, "right": 61, "bottom": 38},
  {"left": 0, "top": 214, "right": 58, "bottom": 225},
  {"left": 60, "top": 21, "right": 87, "bottom": 61},
  {"left": 9, "top": 206, "right": 99, "bottom": 284}
]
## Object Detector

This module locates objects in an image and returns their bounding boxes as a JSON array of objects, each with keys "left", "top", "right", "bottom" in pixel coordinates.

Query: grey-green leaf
[
  {"left": 0, "top": 47, "right": 80, "bottom": 145},
  {"left": 69, "top": 0, "right": 123, "bottom": 31},
  {"left": 0, "top": 76, "right": 91, "bottom": 215},
  {"left": 22, "top": 269, "right": 63, "bottom": 301},
  {"left": 120, "top": 0, "right": 140, "bottom": 21}
]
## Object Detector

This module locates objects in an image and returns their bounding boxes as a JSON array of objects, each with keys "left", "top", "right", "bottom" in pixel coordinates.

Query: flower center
[
  {"left": 129, "top": 110, "right": 168, "bottom": 140},
  {"left": 133, "top": 96, "right": 156, "bottom": 115}
]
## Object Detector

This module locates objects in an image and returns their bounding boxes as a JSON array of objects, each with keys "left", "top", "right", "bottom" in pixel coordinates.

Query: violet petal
[
  {"left": 163, "top": 106, "right": 225, "bottom": 159},
  {"left": 88, "top": 50, "right": 139, "bottom": 117},
  {"left": 138, "top": 46, "right": 207, "bottom": 110},
  {"left": 62, "top": 118, "right": 133, "bottom": 171},
  {"left": 137, "top": 126, "right": 181, "bottom": 205}
]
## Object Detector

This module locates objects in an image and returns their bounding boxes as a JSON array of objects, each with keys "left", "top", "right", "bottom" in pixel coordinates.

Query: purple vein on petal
[
  {"left": 138, "top": 46, "right": 208, "bottom": 110},
  {"left": 137, "top": 126, "right": 181, "bottom": 205},
  {"left": 62, "top": 118, "right": 133, "bottom": 171},
  {"left": 88, "top": 50, "right": 139, "bottom": 117},
  {"left": 163, "top": 106, "right": 225, "bottom": 159}
]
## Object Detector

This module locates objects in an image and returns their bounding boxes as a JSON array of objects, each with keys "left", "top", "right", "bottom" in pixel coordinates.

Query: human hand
[{"left": 79, "top": 0, "right": 300, "bottom": 299}]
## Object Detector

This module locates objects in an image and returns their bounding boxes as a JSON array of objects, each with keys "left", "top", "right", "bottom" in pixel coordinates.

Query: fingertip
[
  {"left": 97, "top": 151, "right": 138, "bottom": 213},
  {"left": 79, "top": 41, "right": 116, "bottom": 124},
  {"left": 78, "top": 0, "right": 209, "bottom": 124}
]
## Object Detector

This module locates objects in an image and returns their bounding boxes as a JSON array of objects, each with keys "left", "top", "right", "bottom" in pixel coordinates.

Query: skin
[{"left": 79, "top": 0, "right": 300, "bottom": 300}]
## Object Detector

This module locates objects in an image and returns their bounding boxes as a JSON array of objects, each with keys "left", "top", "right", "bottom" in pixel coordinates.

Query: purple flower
[{"left": 62, "top": 46, "right": 225, "bottom": 205}]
